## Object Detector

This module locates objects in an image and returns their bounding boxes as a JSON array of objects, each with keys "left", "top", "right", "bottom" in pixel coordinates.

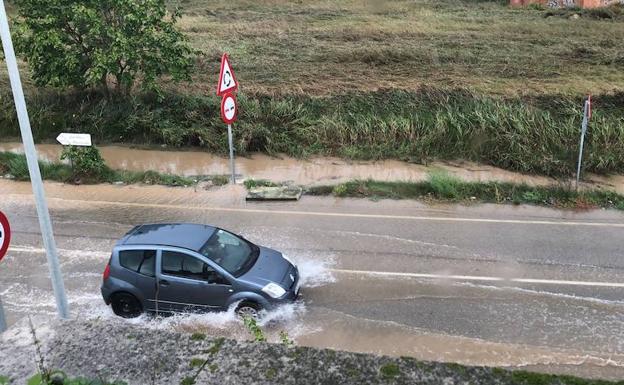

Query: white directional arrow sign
[{"left": 56, "top": 133, "right": 92, "bottom": 147}]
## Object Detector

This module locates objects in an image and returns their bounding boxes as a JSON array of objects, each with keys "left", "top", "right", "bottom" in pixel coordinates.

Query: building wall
[{"left": 510, "top": 0, "right": 622, "bottom": 7}]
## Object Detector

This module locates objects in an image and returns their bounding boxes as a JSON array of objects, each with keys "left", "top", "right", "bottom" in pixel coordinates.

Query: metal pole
[
  {"left": 227, "top": 124, "right": 236, "bottom": 184},
  {"left": 0, "top": 295, "right": 6, "bottom": 332},
  {"left": 0, "top": 0, "right": 69, "bottom": 318},
  {"left": 575, "top": 100, "right": 589, "bottom": 191}
]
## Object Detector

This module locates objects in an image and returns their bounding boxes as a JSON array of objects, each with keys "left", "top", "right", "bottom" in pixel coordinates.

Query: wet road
[{"left": 1, "top": 180, "right": 623, "bottom": 379}]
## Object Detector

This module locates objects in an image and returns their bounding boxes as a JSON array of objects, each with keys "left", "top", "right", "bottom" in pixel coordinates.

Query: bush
[
  {"left": 8, "top": 154, "right": 30, "bottom": 180},
  {"left": 14, "top": 0, "right": 194, "bottom": 94},
  {"left": 60, "top": 146, "right": 109, "bottom": 180},
  {"left": 427, "top": 171, "right": 462, "bottom": 199}
]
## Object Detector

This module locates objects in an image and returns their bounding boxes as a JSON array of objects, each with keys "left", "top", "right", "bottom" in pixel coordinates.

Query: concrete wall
[{"left": 510, "top": 0, "right": 623, "bottom": 8}]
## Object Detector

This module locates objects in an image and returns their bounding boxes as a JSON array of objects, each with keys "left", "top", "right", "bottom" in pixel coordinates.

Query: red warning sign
[
  {"left": 216, "top": 54, "right": 238, "bottom": 97},
  {"left": 0, "top": 211, "right": 10, "bottom": 262},
  {"left": 221, "top": 93, "right": 237, "bottom": 124}
]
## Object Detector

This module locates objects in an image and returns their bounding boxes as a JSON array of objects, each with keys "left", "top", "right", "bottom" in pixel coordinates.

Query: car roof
[{"left": 119, "top": 223, "right": 216, "bottom": 252}]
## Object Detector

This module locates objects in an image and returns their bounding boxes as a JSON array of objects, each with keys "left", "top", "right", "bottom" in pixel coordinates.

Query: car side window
[
  {"left": 161, "top": 250, "right": 229, "bottom": 285},
  {"left": 119, "top": 250, "right": 156, "bottom": 277},
  {"left": 138, "top": 250, "right": 156, "bottom": 277}
]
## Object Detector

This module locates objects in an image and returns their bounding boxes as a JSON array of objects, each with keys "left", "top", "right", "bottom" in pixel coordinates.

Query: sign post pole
[
  {"left": 217, "top": 54, "right": 239, "bottom": 185},
  {"left": 0, "top": 0, "right": 69, "bottom": 319},
  {"left": 227, "top": 124, "right": 236, "bottom": 184},
  {"left": 0, "top": 296, "right": 6, "bottom": 333},
  {"left": 575, "top": 96, "right": 591, "bottom": 191}
]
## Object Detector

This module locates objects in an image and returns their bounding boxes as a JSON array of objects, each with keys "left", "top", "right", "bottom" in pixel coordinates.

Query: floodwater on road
[
  {"left": 1, "top": 180, "right": 624, "bottom": 380},
  {"left": 4, "top": 142, "right": 623, "bottom": 192}
]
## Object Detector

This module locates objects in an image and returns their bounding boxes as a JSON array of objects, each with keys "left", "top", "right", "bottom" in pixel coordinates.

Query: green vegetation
[
  {"left": 27, "top": 373, "right": 126, "bottom": 385},
  {"left": 180, "top": 337, "right": 224, "bottom": 385},
  {"left": 189, "top": 332, "right": 206, "bottom": 341},
  {"left": 206, "top": 338, "right": 224, "bottom": 356},
  {"left": 0, "top": 89, "right": 622, "bottom": 177},
  {"left": 265, "top": 368, "right": 277, "bottom": 380},
  {"left": 243, "top": 179, "right": 278, "bottom": 189},
  {"left": 14, "top": 0, "right": 193, "bottom": 94},
  {"left": 307, "top": 172, "right": 624, "bottom": 210},
  {"left": 0, "top": 151, "right": 195, "bottom": 186},
  {"left": 189, "top": 358, "right": 204, "bottom": 368},
  {"left": 379, "top": 363, "right": 401, "bottom": 379},
  {"left": 0, "top": 376, "right": 9, "bottom": 385},
  {"left": 0, "top": 0, "right": 622, "bottom": 177},
  {"left": 507, "top": 370, "right": 624, "bottom": 385},
  {"left": 60, "top": 146, "right": 108, "bottom": 180},
  {"left": 242, "top": 315, "right": 266, "bottom": 343},
  {"left": 279, "top": 330, "right": 294, "bottom": 347}
]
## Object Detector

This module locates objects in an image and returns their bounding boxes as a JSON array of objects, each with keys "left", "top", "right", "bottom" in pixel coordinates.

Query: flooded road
[
  {"left": 3, "top": 142, "right": 623, "bottom": 192},
  {"left": 1, "top": 180, "right": 624, "bottom": 379}
]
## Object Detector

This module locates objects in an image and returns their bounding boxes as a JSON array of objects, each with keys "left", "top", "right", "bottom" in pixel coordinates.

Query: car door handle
[{"left": 159, "top": 279, "right": 170, "bottom": 287}]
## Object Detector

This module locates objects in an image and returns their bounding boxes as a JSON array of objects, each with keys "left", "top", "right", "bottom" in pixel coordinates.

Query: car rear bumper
[{"left": 101, "top": 284, "right": 112, "bottom": 305}]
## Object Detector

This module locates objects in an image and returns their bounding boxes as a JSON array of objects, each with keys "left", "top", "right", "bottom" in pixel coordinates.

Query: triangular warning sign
[{"left": 217, "top": 53, "right": 238, "bottom": 96}]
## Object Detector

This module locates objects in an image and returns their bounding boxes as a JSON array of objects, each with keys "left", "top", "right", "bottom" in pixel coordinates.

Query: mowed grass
[
  {"left": 4, "top": 0, "right": 622, "bottom": 96},
  {"left": 168, "top": 0, "right": 624, "bottom": 96}
]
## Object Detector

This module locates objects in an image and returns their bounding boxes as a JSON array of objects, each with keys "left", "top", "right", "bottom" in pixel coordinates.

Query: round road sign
[
  {"left": 221, "top": 93, "right": 237, "bottom": 124},
  {"left": 0, "top": 211, "right": 10, "bottom": 262}
]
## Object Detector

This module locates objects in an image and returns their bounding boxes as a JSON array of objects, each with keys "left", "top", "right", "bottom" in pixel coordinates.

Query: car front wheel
[
  {"left": 236, "top": 302, "right": 262, "bottom": 319},
  {"left": 111, "top": 293, "right": 142, "bottom": 318}
]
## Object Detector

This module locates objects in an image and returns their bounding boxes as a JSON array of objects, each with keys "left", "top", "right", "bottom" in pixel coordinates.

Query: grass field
[
  {"left": 167, "top": 0, "right": 624, "bottom": 97},
  {"left": 0, "top": 0, "right": 623, "bottom": 176}
]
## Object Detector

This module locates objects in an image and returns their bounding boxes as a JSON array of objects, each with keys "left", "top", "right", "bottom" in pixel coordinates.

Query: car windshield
[{"left": 199, "top": 229, "right": 258, "bottom": 277}]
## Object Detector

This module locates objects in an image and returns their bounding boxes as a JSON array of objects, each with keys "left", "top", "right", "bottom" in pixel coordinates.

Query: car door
[
  {"left": 156, "top": 249, "right": 233, "bottom": 313},
  {"left": 117, "top": 248, "right": 158, "bottom": 311}
]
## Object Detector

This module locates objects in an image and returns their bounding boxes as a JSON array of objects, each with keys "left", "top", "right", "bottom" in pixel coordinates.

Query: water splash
[{"left": 285, "top": 253, "right": 336, "bottom": 287}]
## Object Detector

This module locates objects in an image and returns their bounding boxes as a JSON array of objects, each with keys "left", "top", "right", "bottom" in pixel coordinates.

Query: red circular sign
[
  {"left": 221, "top": 93, "right": 237, "bottom": 124},
  {"left": 0, "top": 211, "right": 10, "bottom": 262}
]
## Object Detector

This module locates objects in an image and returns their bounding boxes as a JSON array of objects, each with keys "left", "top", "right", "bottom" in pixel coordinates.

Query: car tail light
[{"left": 103, "top": 264, "right": 111, "bottom": 282}]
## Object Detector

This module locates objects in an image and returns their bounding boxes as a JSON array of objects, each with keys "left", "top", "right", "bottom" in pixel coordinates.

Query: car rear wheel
[
  {"left": 111, "top": 293, "right": 142, "bottom": 318},
  {"left": 236, "top": 302, "right": 262, "bottom": 319}
]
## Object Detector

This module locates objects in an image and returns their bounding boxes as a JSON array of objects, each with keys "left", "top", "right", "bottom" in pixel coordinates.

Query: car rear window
[{"left": 119, "top": 250, "right": 156, "bottom": 277}]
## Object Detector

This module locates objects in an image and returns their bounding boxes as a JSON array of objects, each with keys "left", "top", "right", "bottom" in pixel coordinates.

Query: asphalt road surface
[{"left": 1, "top": 180, "right": 623, "bottom": 379}]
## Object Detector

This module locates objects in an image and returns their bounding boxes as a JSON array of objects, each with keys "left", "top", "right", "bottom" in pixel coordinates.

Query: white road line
[
  {"left": 8, "top": 245, "right": 624, "bottom": 289},
  {"left": 4, "top": 194, "right": 622, "bottom": 228},
  {"left": 331, "top": 269, "right": 624, "bottom": 288},
  {"left": 8, "top": 246, "right": 105, "bottom": 258}
]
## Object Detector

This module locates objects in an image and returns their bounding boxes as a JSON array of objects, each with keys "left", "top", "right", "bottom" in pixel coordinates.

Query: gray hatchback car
[{"left": 101, "top": 223, "right": 300, "bottom": 318}]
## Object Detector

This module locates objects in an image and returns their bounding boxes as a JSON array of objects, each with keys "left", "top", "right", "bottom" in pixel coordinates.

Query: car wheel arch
[{"left": 227, "top": 292, "right": 269, "bottom": 310}]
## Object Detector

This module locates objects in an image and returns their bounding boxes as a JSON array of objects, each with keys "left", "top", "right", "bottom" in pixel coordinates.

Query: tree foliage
[{"left": 13, "top": 0, "right": 194, "bottom": 94}]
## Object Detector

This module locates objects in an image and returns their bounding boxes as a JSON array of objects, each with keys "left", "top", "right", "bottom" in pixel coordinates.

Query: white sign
[
  {"left": 217, "top": 54, "right": 238, "bottom": 96},
  {"left": 221, "top": 93, "right": 237, "bottom": 124},
  {"left": 56, "top": 133, "right": 92, "bottom": 147},
  {"left": 0, "top": 219, "right": 6, "bottom": 258}
]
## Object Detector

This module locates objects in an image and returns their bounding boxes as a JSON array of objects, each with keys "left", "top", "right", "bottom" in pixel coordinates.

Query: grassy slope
[{"left": 0, "top": 0, "right": 623, "bottom": 176}]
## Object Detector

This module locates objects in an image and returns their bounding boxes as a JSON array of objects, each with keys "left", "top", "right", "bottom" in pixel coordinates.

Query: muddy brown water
[
  {"left": 1, "top": 181, "right": 624, "bottom": 380},
  {"left": 3, "top": 142, "right": 616, "bottom": 190}
]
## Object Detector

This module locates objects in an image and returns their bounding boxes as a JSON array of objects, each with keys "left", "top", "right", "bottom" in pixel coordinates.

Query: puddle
[
  {"left": 3, "top": 142, "right": 620, "bottom": 191},
  {"left": 295, "top": 308, "right": 624, "bottom": 370}
]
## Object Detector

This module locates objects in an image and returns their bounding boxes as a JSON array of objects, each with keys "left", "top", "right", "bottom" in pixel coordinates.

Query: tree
[{"left": 13, "top": 0, "right": 194, "bottom": 95}]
